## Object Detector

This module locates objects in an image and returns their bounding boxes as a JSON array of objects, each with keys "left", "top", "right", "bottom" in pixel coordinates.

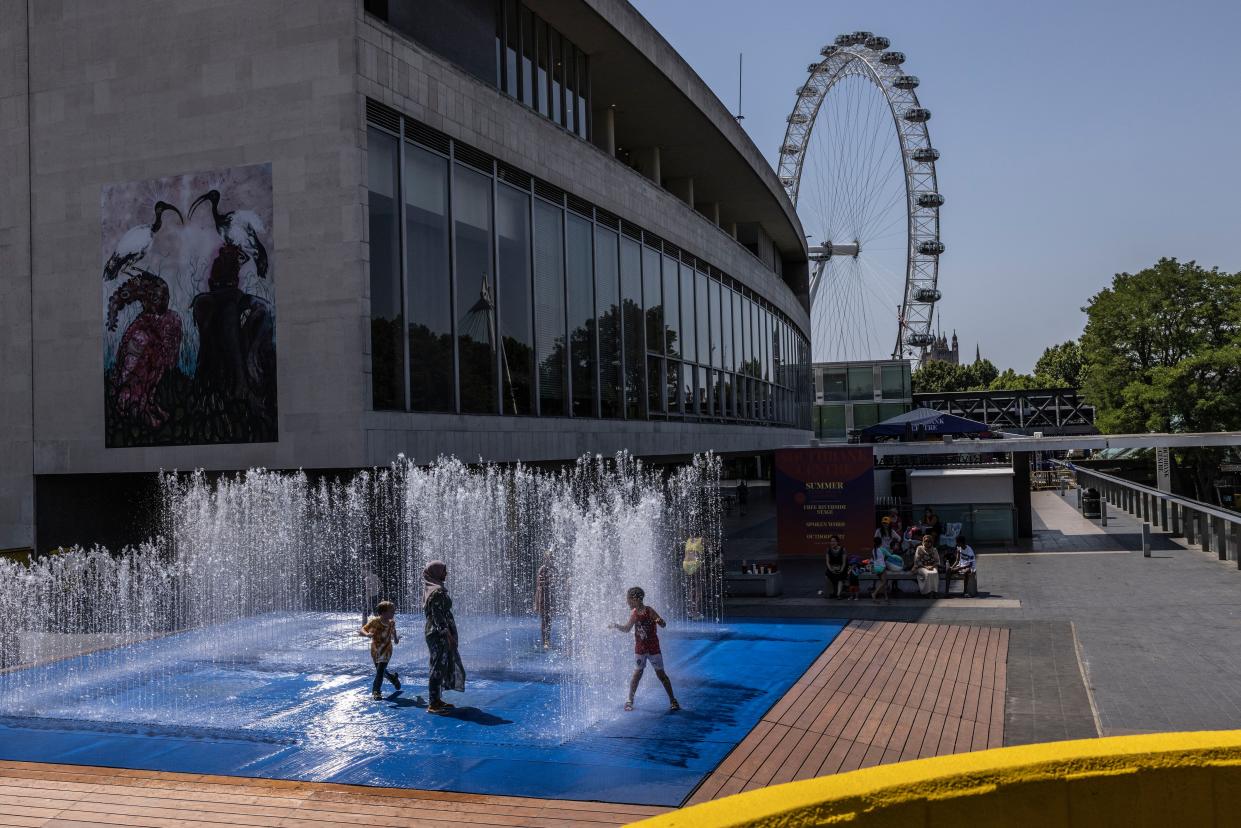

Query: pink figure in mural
[{"left": 107, "top": 270, "right": 183, "bottom": 429}]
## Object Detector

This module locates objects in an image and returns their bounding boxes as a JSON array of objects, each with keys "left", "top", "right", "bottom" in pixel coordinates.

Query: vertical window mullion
[
  {"left": 397, "top": 122, "right": 411, "bottom": 412},
  {"left": 447, "top": 148, "right": 460, "bottom": 413}
]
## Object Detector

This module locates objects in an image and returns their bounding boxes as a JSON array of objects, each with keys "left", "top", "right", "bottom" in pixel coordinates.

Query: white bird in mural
[
  {"left": 189, "top": 189, "right": 269, "bottom": 278},
  {"left": 101, "top": 201, "right": 184, "bottom": 281}
]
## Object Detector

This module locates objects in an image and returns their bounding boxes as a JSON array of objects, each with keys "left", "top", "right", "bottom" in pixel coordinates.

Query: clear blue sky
[{"left": 630, "top": 0, "right": 1241, "bottom": 373}]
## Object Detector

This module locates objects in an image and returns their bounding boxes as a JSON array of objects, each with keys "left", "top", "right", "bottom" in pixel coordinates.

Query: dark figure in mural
[
  {"left": 101, "top": 201, "right": 183, "bottom": 282},
  {"left": 106, "top": 270, "right": 183, "bottom": 429},
  {"left": 189, "top": 189, "right": 269, "bottom": 279},
  {"left": 191, "top": 243, "right": 277, "bottom": 434}
]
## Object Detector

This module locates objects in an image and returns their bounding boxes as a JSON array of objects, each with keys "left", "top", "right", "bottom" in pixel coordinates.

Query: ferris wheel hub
[{"left": 809, "top": 241, "right": 860, "bottom": 261}]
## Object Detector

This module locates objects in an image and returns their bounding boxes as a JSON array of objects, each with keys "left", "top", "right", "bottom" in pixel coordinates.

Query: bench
[{"left": 725, "top": 570, "right": 783, "bottom": 597}]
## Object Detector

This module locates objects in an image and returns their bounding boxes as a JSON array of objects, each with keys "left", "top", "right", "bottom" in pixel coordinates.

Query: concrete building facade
[{"left": 0, "top": 0, "right": 812, "bottom": 553}]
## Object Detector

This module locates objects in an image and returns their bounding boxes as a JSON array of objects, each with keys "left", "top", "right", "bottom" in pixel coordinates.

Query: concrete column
[
  {"left": 602, "top": 106, "right": 616, "bottom": 155},
  {"left": 1232, "top": 522, "right": 1241, "bottom": 570},
  {"left": 650, "top": 146, "right": 661, "bottom": 186},
  {"left": 1159, "top": 499, "right": 1168, "bottom": 531},
  {"left": 1201, "top": 513, "right": 1211, "bottom": 555},
  {"left": 1171, "top": 503, "right": 1181, "bottom": 537},
  {"left": 710, "top": 201, "right": 721, "bottom": 225},
  {"left": 1217, "top": 517, "right": 1229, "bottom": 562},
  {"left": 726, "top": 222, "right": 737, "bottom": 239},
  {"left": 1186, "top": 509, "right": 1197, "bottom": 545}
]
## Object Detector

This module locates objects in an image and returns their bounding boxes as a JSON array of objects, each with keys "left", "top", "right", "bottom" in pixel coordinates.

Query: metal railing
[{"left": 1066, "top": 462, "right": 1241, "bottom": 565}]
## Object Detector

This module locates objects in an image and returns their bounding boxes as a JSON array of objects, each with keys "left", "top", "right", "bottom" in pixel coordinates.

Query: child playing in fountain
[
  {"left": 359, "top": 600, "right": 402, "bottom": 700},
  {"left": 609, "top": 587, "right": 680, "bottom": 712}
]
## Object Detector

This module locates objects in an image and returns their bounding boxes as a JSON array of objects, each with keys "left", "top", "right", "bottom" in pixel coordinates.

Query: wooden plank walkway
[
  {"left": 0, "top": 620, "right": 1008, "bottom": 826},
  {"left": 686, "top": 619, "right": 1009, "bottom": 804},
  {"left": 0, "top": 761, "right": 663, "bottom": 828}
]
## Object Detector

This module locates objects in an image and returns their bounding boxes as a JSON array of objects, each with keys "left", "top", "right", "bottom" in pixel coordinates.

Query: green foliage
[
  {"left": 988, "top": 369, "right": 1041, "bottom": 391},
  {"left": 1033, "top": 341, "right": 1082, "bottom": 387},
  {"left": 1080, "top": 257, "right": 1241, "bottom": 434},
  {"left": 966, "top": 359, "right": 999, "bottom": 390},
  {"left": 912, "top": 359, "right": 967, "bottom": 393}
]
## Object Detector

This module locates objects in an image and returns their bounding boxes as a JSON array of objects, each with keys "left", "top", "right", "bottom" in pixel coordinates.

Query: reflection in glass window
[
  {"left": 576, "top": 51, "right": 589, "bottom": 139},
  {"left": 596, "top": 227, "right": 621, "bottom": 418},
  {"left": 663, "top": 256, "right": 680, "bottom": 359},
  {"left": 732, "top": 291, "right": 743, "bottom": 373},
  {"left": 535, "top": 17, "right": 549, "bottom": 118},
  {"left": 667, "top": 360, "right": 681, "bottom": 415},
  {"left": 647, "top": 355, "right": 664, "bottom": 415},
  {"left": 503, "top": 0, "right": 518, "bottom": 98},
  {"left": 695, "top": 271, "right": 710, "bottom": 368},
  {"left": 698, "top": 366, "right": 710, "bottom": 416},
  {"left": 853, "top": 402, "right": 880, "bottom": 430},
  {"left": 680, "top": 265, "right": 697, "bottom": 365},
  {"left": 566, "top": 213, "right": 595, "bottom": 417},
  {"left": 709, "top": 279, "right": 722, "bottom": 370},
  {"left": 881, "top": 364, "right": 909, "bottom": 400},
  {"left": 562, "top": 41, "right": 576, "bottom": 132},
  {"left": 847, "top": 365, "right": 874, "bottom": 400},
  {"left": 643, "top": 246, "right": 663, "bottom": 356},
  {"left": 720, "top": 285, "right": 732, "bottom": 371},
  {"left": 533, "top": 200, "right": 565, "bottom": 415},
  {"left": 404, "top": 143, "right": 453, "bottom": 412},
  {"left": 367, "top": 128, "right": 403, "bottom": 411},
  {"left": 550, "top": 28, "right": 562, "bottom": 125},
  {"left": 822, "top": 368, "right": 846, "bottom": 401},
  {"left": 620, "top": 237, "right": 644, "bottom": 418},
  {"left": 497, "top": 184, "right": 534, "bottom": 415},
  {"left": 453, "top": 164, "right": 496, "bottom": 414},
  {"left": 520, "top": 7, "right": 534, "bottom": 107}
]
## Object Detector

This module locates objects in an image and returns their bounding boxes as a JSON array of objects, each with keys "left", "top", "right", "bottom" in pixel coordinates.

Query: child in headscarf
[{"left": 423, "top": 560, "right": 466, "bottom": 714}]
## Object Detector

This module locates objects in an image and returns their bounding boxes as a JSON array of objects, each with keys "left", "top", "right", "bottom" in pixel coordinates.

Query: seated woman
[{"left": 912, "top": 534, "right": 941, "bottom": 597}]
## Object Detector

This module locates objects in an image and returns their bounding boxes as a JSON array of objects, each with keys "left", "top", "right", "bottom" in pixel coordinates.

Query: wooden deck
[
  {"left": 687, "top": 619, "right": 1009, "bottom": 804},
  {"left": 0, "top": 620, "right": 1008, "bottom": 826}
]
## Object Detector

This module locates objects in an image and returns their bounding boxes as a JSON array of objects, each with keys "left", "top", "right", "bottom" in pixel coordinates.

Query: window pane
[
  {"left": 847, "top": 365, "right": 873, "bottom": 400},
  {"left": 698, "top": 365, "right": 710, "bottom": 416},
  {"left": 679, "top": 264, "right": 697, "bottom": 364},
  {"left": 533, "top": 200, "right": 565, "bottom": 415},
  {"left": 881, "top": 364, "right": 908, "bottom": 399},
  {"left": 503, "top": 0, "right": 518, "bottom": 97},
  {"left": 536, "top": 17, "right": 549, "bottom": 117},
  {"left": 666, "top": 360, "right": 681, "bottom": 415},
  {"left": 647, "top": 355, "right": 664, "bottom": 415},
  {"left": 404, "top": 142, "right": 453, "bottom": 412},
  {"left": 367, "top": 127, "right": 403, "bottom": 411},
  {"left": 519, "top": 8, "right": 534, "bottom": 106},
  {"left": 662, "top": 255, "right": 680, "bottom": 359},
  {"left": 853, "top": 402, "right": 879, "bottom": 429},
  {"left": 642, "top": 246, "right": 662, "bottom": 356},
  {"left": 550, "top": 28, "right": 562, "bottom": 125},
  {"left": 453, "top": 164, "right": 496, "bottom": 414},
  {"left": 879, "top": 402, "right": 907, "bottom": 421},
  {"left": 695, "top": 271, "right": 709, "bottom": 366},
  {"left": 741, "top": 296, "right": 753, "bottom": 376},
  {"left": 595, "top": 226, "right": 621, "bottom": 418},
  {"left": 823, "top": 368, "right": 846, "bottom": 401},
  {"left": 732, "top": 291, "right": 743, "bottom": 373},
  {"left": 562, "top": 41, "right": 576, "bottom": 131},
  {"left": 709, "top": 279, "right": 722, "bottom": 369},
  {"left": 497, "top": 184, "right": 533, "bottom": 415},
  {"left": 818, "top": 404, "right": 846, "bottom": 439},
  {"left": 576, "top": 51, "right": 589, "bottom": 138},
  {"left": 565, "top": 213, "right": 595, "bottom": 417},
  {"left": 720, "top": 286, "right": 732, "bottom": 370},
  {"left": 621, "top": 237, "right": 644, "bottom": 418},
  {"left": 763, "top": 310, "right": 772, "bottom": 383}
]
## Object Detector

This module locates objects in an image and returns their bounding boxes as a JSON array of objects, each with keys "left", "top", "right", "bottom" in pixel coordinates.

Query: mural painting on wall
[{"left": 101, "top": 163, "right": 277, "bottom": 447}]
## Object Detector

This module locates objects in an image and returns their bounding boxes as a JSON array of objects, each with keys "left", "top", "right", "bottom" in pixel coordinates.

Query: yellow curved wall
[{"left": 631, "top": 730, "right": 1241, "bottom": 828}]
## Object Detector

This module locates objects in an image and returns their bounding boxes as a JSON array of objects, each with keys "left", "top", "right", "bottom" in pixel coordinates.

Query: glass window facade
[{"left": 365, "top": 114, "right": 811, "bottom": 429}]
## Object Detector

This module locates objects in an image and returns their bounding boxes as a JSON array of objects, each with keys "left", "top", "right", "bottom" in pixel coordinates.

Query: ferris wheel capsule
[
  {"left": 918, "top": 240, "right": 945, "bottom": 256},
  {"left": 880, "top": 51, "right": 906, "bottom": 66},
  {"left": 905, "top": 332, "right": 936, "bottom": 348},
  {"left": 893, "top": 75, "right": 920, "bottom": 90},
  {"left": 864, "top": 35, "right": 890, "bottom": 50},
  {"left": 819, "top": 44, "right": 840, "bottom": 57},
  {"left": 781, "top": 143, "right": 803, "bottom": 155},
  {"left": 903, "top": 107, "right": 932, "bottom": 123},
  {"left": 916, "top": 192, "right": 945, "bottom": 208},
  {"left": 913, "top": 288, "right": 943, "bottom": 303},
  {"left": 788, "top": 113, "right": 809, "bottom": 125},
  {"left": 911, "top": 147, "right": 940, "bottom": 163},
  {"left": 798, "top": 83, "right": 821, "bottom": 97}
]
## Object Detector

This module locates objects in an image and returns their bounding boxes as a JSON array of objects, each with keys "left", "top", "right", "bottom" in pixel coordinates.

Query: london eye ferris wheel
[{"left": 777, "top": 32, "right": 943, "bottom": 364}]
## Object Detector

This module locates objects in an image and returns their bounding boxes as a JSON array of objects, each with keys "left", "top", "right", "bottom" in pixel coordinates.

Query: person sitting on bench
[
  {"left": 951, "top": 536, "right": 978, "bottom": 598},
  {"left": 913, "top": 534, "right": 940, "bottom": 597}
]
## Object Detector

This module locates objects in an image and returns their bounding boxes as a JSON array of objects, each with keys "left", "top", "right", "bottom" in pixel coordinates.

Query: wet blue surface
[{"left": 0, "top": 615, "right": 843, "bottom": 806}]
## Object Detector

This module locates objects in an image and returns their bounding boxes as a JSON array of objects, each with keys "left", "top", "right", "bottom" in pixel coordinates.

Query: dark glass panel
[
  {"left": 550, "top": 28, "right": 562, "bottom": 125},
  {"left": 709, "top": 279, "right": 722, "bottom": 370},
  {"left": 699, "top": 366, "right": 710, "bottom": 416},
  {"left": 679, "top": 264, "right": 696, "bottom": 365},
  {"left": 647, "top": 355, "right": 664, "bottom": 415},
  {"left": 502, "top": 0, "right": 517, "bottom": 96},
  {"left": 720, "top": 285, "right": 732, "bottom": 371},
  {"left": 519, "top": 7, "right": 534, "bottom": 106},
  {"left": 643, "top": 246, "right": 663, "bottom": 355},
  {"left": 667, "top": 360, "right": 682, "bottom": 415},
  {"left": 662, "top": 255, "right": 680, "bottom": 359},
  {"left": 620, "top": 237, "right": 645, "bottom": 418},
  {"left": 565, "top": 213, "right": 595, "bottom": 417},
  {"left": 576, "top": 51, "right": 589, "bottom": 138},
  {"left": 453, "top": 164, "right": 496, "bottom": 414},
  {"left": 562, "top": 40, "right": 576, "bottom": 131},
  {"left": 497, "top": 184, "right": 534, "bottom": 415},
  {"left": 533, "top": 199, "right": 566, "bottom": 415},
  {"left": 732, "top": 290, "right": 743, "bottom": 373},
  {"left": 367, "top": 127, "right": 403, "bottom": 411},
  {"left": 536, "top": 17, "right": 549, "bottom": 117},
  {"left": 595, "top": 227, "right": 621, "bottom": 418},
  {"left": 404, "top": 142, "right": 454, "bottom": 412}
]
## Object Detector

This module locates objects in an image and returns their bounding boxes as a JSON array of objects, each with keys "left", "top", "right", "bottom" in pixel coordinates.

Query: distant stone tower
[{"left": 925, "top": 329, "right": 960, "bottom": 365}]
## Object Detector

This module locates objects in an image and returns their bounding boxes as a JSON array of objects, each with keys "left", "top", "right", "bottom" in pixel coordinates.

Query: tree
[
  {"left": 1080, "top": 257, "right": 1241, "bottom": 499},
  {"left": 964, "top": 358, "right": 999, "bottom": 390},
  {"left": 988, "top": 369, "right": 1041, "bottom": 391},
  {"left": 912, "top": 360, "right": 968, "bottom": 393},
  {"left": 1034, "top": 341, "right": 1082, "bottom": 387}
]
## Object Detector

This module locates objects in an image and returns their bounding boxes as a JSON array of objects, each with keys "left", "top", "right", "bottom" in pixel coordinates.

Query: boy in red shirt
[{"left": 610, "top": 586, "right": 680, "bottom": 712}]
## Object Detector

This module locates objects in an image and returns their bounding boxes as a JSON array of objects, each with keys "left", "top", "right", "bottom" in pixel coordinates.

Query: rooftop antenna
[{"left": 735, "top": 53, "right": 745, "bottom": 121}]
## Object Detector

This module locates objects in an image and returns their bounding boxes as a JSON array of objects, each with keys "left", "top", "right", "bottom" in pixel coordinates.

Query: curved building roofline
[{"left": 526, "top": 0, "right": 808, "bottom": 264}]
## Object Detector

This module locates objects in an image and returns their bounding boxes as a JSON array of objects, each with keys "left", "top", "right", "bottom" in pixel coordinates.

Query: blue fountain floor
[{"left": 0, "top": 614, "right": 843, "bottom": 806}]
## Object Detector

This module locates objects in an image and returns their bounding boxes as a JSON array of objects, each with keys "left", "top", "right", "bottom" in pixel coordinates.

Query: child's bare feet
[
  {"left": 372, "top": 691, "right": 383, "bottom": 700},
  {"left": 624, "top": 700, "right": 634, "bottom": 711},
  {"left": 669, "top": 699, "right": 681, "bottom": 712}
]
